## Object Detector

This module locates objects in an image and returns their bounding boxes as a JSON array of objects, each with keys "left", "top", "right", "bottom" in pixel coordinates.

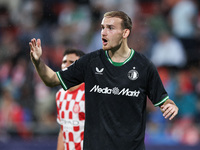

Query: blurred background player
[{"left": 56, "top": 49, "right": 85, "bottom": 150}]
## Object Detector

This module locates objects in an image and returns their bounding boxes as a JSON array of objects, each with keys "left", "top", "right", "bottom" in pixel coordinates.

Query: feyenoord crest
[{"left": 128, "top": 67, "right": 139, "bottom": 80}]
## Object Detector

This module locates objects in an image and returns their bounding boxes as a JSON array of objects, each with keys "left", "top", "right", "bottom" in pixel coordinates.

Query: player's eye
[
  {"left": 101, "top": 25, "right": 104, "bottom": 29},
  {"left": 108, "top": 26, "right": 114, "bottom": 30}
]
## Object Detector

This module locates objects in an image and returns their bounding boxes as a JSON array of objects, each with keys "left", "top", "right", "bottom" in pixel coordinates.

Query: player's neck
[
  {"left": 68, "top": 84, "right": 81, "bottom": 92},
  {"left": 108, "top": 43, "right": 131, "bottom": 63}
]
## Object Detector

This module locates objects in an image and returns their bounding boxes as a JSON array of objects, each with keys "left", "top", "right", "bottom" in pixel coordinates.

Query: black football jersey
[{"left": 56, "top": 49, "right": 169, "bottom": 150}]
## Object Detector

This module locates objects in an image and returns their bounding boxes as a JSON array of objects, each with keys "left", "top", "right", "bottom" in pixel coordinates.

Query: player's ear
[{"left": 123, "top": 29, "right": 130, "bottom": 38}]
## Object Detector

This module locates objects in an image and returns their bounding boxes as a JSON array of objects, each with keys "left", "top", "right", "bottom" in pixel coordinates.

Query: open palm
[{"left": 29, "top": 38, "right": 42, "bottom": 63}]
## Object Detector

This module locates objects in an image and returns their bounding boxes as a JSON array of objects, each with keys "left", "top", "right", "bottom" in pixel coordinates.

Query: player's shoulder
[
  {"left": 134, "top": 50, "right": 152, "bottom": 65},
  {"left": 56, "top": 88, "right": 65, "bottom": 94},
  {"left": 84, "top": 49, "right": 102, "bottom": 59},
  {"left": 134, "top": 50, "right": 158, "bottom": 74},
  {"left": 79, "top": 83, "right": 85, "bottom": 90},
  {"left": 56, "top": 88, "right": 66, "bottom": 99},
  {"left": 78, "top": 49, "right": 102, "bottom": 64}
]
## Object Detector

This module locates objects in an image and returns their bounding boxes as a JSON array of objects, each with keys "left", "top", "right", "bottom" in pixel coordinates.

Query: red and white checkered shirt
[{"left": 56, "top": 83, "right": 85, "bottom": 150}]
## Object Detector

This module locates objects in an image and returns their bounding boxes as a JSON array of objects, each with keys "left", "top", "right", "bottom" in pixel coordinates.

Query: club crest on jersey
[
  {"left": 128, "top": 67, "right": 139, "bottom": 80},
  {"left": 73, "top": 104, "right": 80, "bottom": 113},
  {"left": 95, "top": 67, "right": 104, "bottom": 75}
]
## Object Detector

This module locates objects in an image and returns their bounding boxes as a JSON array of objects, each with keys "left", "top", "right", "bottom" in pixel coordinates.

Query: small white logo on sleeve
[
  {"left": 128, "top": 67, "right": 139, "bottom": 80},
  {"left": 95, "top": 67, "right": 104, "bottom": 75}
]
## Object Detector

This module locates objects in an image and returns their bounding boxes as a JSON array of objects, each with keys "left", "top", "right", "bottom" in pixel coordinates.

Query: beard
[{"left": 102, "top": 46, "right": 109, "bottom": 51}]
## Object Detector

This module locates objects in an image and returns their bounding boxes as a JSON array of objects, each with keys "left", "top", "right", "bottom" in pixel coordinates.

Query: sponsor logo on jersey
[
  {"left": 61, "top": 119, "right": 83, "bottom": 131},
  {"left": 60, "top": 120, "right": 80, "bottom": 126},
  {"left": 95, "top": 67, "right": 104, "bottom": 75},
  {"left": 128, "top": 67, "right": 139, "bottom": 80},
  {"left": 90, "top": 85, "right": 140, "bottom": 97}
]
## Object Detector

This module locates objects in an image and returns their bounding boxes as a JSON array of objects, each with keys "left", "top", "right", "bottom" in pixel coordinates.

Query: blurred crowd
[{"left": 0, "top": 0, "right": 200, "bottom": 146}]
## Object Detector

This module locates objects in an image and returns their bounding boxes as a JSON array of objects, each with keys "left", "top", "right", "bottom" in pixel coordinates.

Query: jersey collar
[{"left": 105, "top": 49, "right": 135, "bottom": 66}]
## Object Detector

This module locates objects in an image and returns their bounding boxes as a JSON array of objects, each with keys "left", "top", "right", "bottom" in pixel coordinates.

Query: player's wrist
[{"left": 33, "top": 57, "right": 41, "bottom": 67}]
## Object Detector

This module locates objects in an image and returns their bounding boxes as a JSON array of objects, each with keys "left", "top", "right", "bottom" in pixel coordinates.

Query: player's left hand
[{"left": 160, "top": 99, "right": 178, "bottom": 120}]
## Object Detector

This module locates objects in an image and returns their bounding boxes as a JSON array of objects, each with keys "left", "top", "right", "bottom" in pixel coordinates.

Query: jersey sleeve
[
  {"left": 146, "top": 62, "right": 169, "bottom": 107},
  {"left": 56, "top": 55, "right": 88, "bottom": 91}
]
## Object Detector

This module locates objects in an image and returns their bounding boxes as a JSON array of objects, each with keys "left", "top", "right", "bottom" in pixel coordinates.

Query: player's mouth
[{"left": 102, "top": 38, "right": 108, "bottom": 46}]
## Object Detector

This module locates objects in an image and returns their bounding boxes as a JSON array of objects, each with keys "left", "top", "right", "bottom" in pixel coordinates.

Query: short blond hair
[{"left": 104, "top": 11, "right": 132, "bottom": 33}]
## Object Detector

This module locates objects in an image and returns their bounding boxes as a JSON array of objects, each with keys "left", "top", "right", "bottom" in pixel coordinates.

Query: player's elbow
[
  {"left": 43, "top": 80, "right": 59, "bottom": 87},
  {"left": 43, "top": 74, "right": 60, "bottom": 87},
  {"left": 44, "top": 81, "right": 55, "bottom": 87}
]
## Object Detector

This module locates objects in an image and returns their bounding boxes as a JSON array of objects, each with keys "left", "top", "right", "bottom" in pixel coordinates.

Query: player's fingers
[
  {"left": 162, "top": 105, "right": 172, "bottom": 116},
  {"left": 164, "top": 108, "right": 174, "bottom": 119},
  {"left": 29, "top": 42, "right": 33, "bottom": 50},
  {"left": 160, "top": 104, "right": 168, "bottom": 111},
  {"left": 31, "top": 38, "right": 36, "bottom": 46},
  {"left": 37, "top": 39, "right": 41, "bottom": 47},
  {"left": 163, "top": 107, "right": 173, "bottom": 118},
  {"left": 169, "top": 109, "right": 178, "bottom": 120}
]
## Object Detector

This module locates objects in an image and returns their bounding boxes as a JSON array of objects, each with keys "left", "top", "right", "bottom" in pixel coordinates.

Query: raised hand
[{"left": 29, "top": 38, "right": 42, "bottom": 64}]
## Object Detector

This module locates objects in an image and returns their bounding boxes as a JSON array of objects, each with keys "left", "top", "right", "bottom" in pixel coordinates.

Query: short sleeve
[
  {"left": 146, "top": 62, "right": 169, "bottom": 106},
  {"left": 56, "top": 55, "right": 88, "bottom": 90}
]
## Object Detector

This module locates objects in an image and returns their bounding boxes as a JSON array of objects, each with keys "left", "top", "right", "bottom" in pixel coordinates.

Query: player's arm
[
  {"left": 29, "top": 38, "right": 60, "bottom": 87},
  {"left": 160, "top": 99, "right": 178, "bottom": 120},
  {"left": 57, "top": 128, "right": 65, "bottom": 150}
]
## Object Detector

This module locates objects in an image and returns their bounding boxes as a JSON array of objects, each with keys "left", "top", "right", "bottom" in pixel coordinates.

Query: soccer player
[
  {"left": 56, "top": 49, "right": 85, "bottom": 150},
  {"left": 29, "top": 11, "right": 178, "bottom": 150}
]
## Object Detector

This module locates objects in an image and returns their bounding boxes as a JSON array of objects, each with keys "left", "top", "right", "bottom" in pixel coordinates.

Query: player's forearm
[
  {"left": 57, "top": 129, "right": 65, "bottom": 150},
  {"left": 33, "top": 58, "right": 60, "bottom": 87}
]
